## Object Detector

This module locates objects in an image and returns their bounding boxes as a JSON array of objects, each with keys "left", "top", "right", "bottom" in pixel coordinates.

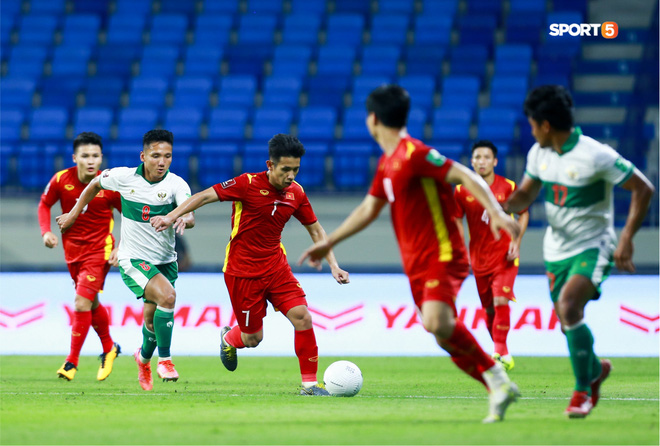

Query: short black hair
[
  {"left": 268, "top": 133, "right": 305, "bottom": 162},
  {"left": 523, "top": 85, "right": 575, "bottom": 131},
  {"left": 365, "top": 84, "right": 410, "bottom": 129},
  {"left": 471, "top": 140, "right": 498, "bottom": 158},
  {"left": 143, "top": 129, "right": 174, "bottom": 148},
  {"left": 73, "top": 132, "right": 103, "bottom": 153}
]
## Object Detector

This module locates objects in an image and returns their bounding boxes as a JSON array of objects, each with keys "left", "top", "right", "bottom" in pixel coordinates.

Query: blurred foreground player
[
  {"left": 38, "top": 132, "right": 122, "bottom": 381},
  {"left": 299, "top": 85, "right": 521, "bottom": 422}
]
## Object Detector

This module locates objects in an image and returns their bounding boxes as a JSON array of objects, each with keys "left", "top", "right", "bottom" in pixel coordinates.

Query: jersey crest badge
[
  {"left": 157, "top": 190, "right": 168, "bottom": 202},
  {"left": 466, "top": 196, "right": 475, "bottom": 202},
  {"left": 285, "top": 192, "right": 294, "bottom": 200},
  {"left": 260, "top": 190, "right": 269, "bottom": 195},
  {"left": 64, "top": 184, "right": 75, "bottom": 191},
  {"left": 425, "top": 279, "right": 440, "bottom": 288},
  {"left": 102, "top": 169, "right": 110, "bottom": 178},
  {"left": 221, "top": 178, "right": 236, "bottom": 189},
  {"left": 86, "top": 275, "right": 96, "bottom": 282},
  {"left": 425, "top": 149, "right": 446, "bottom": 167}
]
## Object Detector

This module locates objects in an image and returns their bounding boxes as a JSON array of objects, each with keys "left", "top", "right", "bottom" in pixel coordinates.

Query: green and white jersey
[
  {"left": 99, "top": 164, "right": 191, "bottom": 264},
  {"left": 525, "top": 127, "right": 635, "bottom": 262}
]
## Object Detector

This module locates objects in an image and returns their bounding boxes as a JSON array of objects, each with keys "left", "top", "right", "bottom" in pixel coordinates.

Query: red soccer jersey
[
  {"left": 368, "top": 136, "right": 468, "bottom": 278},
  {"left": 38, "top": 167, "right": 121, "bottom": 263},
  {"left": 454, "top": 174, "right": 519, "bottom": 275},
  {"left": 213, "top": 171, "right": 318, "bottom": 278}
]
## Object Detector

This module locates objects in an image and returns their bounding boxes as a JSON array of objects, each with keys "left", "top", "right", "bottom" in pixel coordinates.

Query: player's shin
[
  {"left": 295, "top": 328, "right": 319, "bottom": 385},
  {"left": 492, "top": 305, "right": 510, "bottom": 356},
  {"left": 67, "top": 310, "right": 92, "bottom": 366},
  {"left": 140, "top": 324, "right": 157, "bottom": 360},
  {"left": 154, "top": 306, "right": 174, "bottom": 359},
  {"left": 564, "top": 320, "right": 597, "bottom": 393},
  {"left": 91, "top": 304, "right": 114, "bottom": 353}
]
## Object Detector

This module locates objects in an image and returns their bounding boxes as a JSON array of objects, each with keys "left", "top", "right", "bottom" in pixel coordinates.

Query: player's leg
[
  {"left": 143, "top": 272, "right": 179, "bottom": 382},
  {"left": 491, "top": 265, "right": 518, "bottom": 371},
  {"left": 474, "top": 274, "right": 495, "bottom": 337},
  {"left": 58, "top": 262, "right": 92, "bottom": 380}
]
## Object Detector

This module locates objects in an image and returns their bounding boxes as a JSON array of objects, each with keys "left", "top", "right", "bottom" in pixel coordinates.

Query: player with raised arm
[
  {"left": 151, "top": 133, "right": 349, "bottom": 396},
  {"left": 504, "top": 85, "right": 654, "bottom": 418},
  {"left": 299, "top": 85, "right": 521, "bottom": 422},
  {"left": 57, "top": 130, "right": 195, "bottom": 391},
  {"left": 39, "top": 132, "right": 121, "bottom": 381},
  {"left": 454, "top": 140, "right": 529, "bottom": 371}
]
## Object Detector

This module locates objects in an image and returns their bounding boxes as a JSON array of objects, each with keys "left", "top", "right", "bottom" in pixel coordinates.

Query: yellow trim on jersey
[
  {"left": 504, "top": 177, "right": 516, "bottom": 191},
  {"left": 405, "top": 141, "right": 416, "bottom": 159},
  {"left": 104, "top": 217, "right": 115, "bottom": 260},
  {"left": 280, "top": 242, "right": 287, "bottom": 255},
  {"left": 55, "top": 169, "right": 68, "bottom": 183},
  {"left": 456, "top": 184, "right": 462, "bottom": 193},
  {"left": 223, "top": 202, "right": 243, "bottom": 272},
  {"left": 292, "top": 180, "right": 304, "bottom": 193},
  {"left": 247, "top": 174, "right": 257, "bottom": 184},
  {"left": 514, "top": 257, "right": 519, "bottom": 267},
  {"left": 421, "top": 178, "right": 453, "bottom": 262}
]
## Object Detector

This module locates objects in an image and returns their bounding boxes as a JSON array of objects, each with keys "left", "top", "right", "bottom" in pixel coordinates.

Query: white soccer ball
[{"left": 323, "top": 360, "right": 363, "bottom": 397}]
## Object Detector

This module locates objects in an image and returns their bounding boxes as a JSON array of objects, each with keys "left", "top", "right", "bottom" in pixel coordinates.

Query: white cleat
[{"left": 483, "top": 381, "right": 520, "bottom": 423}]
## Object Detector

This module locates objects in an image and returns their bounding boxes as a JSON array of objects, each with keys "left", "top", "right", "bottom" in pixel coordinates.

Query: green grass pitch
[{"left": 0, "top": 355, "right": 657, "bottom": 445}]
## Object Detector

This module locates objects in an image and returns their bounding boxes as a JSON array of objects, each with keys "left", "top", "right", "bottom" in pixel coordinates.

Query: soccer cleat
[
  {"left": 492, "top": 353, "right": 515, "bottom": 372},
  {"left": 565, "top": 390, "right": 593, "bottom": 418},
  {"left": 482, "top": 381, "right": 520, "bottom": 423},
  {"left": 97, "top": 343, "right": 121, "bottom": 381},
  {"left": 220, "top": 326, "right": 237, "bottom": 372},
  {"left": 157, "top": 360, "right": 179, "bottom": 382},
  {"left": 590, "top": 359, "right": 612, "bottom": 407},
  {"left": 300, "top": 383, "right": 330, "bottom": 396},
  {"left": 57, "top": 362, "right": 77, "bottom": 381},
  {"left": 134, "top": 348, "right": 153, "bottom": 391}
]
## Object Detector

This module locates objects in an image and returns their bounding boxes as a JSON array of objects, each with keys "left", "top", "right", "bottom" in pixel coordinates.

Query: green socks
[
  {"left": 154, "top": 306, "right": 174, "bottom": 358},
  {"left": 141, "top": 324, "right": 157, "bottom": 360},
  {"left": 564, "top": 321, "right": 601, "bottom": 393}
]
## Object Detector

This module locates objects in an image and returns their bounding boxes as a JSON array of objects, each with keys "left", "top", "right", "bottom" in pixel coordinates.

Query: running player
[
  {"left": 39, "top": 132, "right": 122, "bottom": 381},
  {"left": 299, "top": 85, "right": 521, "bottom": 422},
  {"left": 454, "top": 140, "right": 529, "bottom": 371},
  {"left": 150, "top": 133, "right": 349, "bottom": 396},
  {"left": 57, "top": 130, "right": 195, "bottom": 391},
  {"left": 505, "top": 85, "right": 654, "bottom": 418}
]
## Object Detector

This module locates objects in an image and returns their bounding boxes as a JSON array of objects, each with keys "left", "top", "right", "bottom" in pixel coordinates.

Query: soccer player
[
  {"left": 150, "top": 133, "right": 349, "bottom": 396},
  {"left": 298, "top": 85, "right": 521, "bottom": 422},
  {"left": 39, "top": 132, "right": 121, "bottom": 382},
  {"left": 454, "top": 140, "right": 529, "bottom": 371},
  {"left": 57, "top": 130, "right": 195, "bottom": 391},
  {"left": 504, "top": 85, "right": 654, "bottom": 418}
]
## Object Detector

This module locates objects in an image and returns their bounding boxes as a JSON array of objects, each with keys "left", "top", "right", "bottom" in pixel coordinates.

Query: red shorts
[
  {"left": 224, "top": 267, "right": 307, "bottom": 334},
  {"left": 408, "top": 263, "right": 469, "bottom": 315},
  {"left": 474, "top": 262, "right": 518, "bottom": 307},
  {"left": 67, "top": 258, "right": 111, "bottom": 301}
]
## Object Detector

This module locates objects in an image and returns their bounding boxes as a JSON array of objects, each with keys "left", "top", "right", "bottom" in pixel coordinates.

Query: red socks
[
  {"left": 66, "top": 311, "right": 92, "bottom": 366},
  {"left": 444, "top": 320, "right": 495, "bottom": 386},
  {"left": 91, "top": 304, "right": 114, "bottom": 353},
  {"left": 294, "top": 328, "right": 319, "bottom": 383},
  {"left": 224, "top": 325, "right": 246, "bottom": 348},
  {"left": 492, "top": 305, "right": 510, "bottom": 356}
]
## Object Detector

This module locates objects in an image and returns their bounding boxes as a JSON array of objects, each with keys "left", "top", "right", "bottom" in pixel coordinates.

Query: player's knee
[
  {"left": 424, "top": 317, "right": 453, "bottom": 339},
  {"left": 161, "top": 290, "right": 176, "bottom": 309},
  {"left": 287, "top": 306, "right": 312, "bottom": 330},
  {"left": 244, "top": 332, "right": 263, "bottom": 347},
  {"left": 557, "top": 298, "right": 581, "bottom": 325}
]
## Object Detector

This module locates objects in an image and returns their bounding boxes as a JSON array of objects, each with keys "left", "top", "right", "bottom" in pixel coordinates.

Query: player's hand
[
  {"left": 489, "top": 211, "right": 520, "bottom": 241},
  {"left": 297, "top": 240, "right": 332, "bottom": 270},
  {"left": 42, "top": 231, "right": 58, "bottom": 248},
  {"left": 150, "top": 215, "right": 174, "bottom": 232},
  {"left": 614, "top": 238, "right": 635, "bottom": 273},
  {"left": 330, "top": 265, "right": 350, "bottom": 284},
  {"left": 506, "top": 241, "right": 520, "bottom": 261},
  {"left": 108, "top": 248, "right": 119, "bottom": 267},
  {"left": 172, "top": 217, "right": 187, "bottom": 235},
  {"left": 56, "top": 213, "right": 75, "bottom": 232}
]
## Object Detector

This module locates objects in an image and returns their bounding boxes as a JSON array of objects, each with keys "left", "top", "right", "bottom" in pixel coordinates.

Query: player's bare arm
[
  {"left": 503, "top": 175, "right": 542, "bottom": 214},
  {"left": 303, "top": 221, "right": 350, "bottom": 284},
  {"left": 151, "top": 187, "right": 217, "bottom": 233},
  {"left": 298, "top": 194, "right": 387, "bottom": 266},
  {"left": 614, "top": 168, "right": 655, "bottom": 272},
  {"left": 507, "top": 210, "right": 529, "bottom": 261},
  {"left": 445, "top": 163, "right": 520, "bottom": 241},
  {"left": 55, "top": 176, "right": 102, "bottom": 232}
]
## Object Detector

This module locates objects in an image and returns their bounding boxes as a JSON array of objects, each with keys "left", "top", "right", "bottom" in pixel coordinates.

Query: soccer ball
[{"left": 323, "top": 360, "right": 363, "bottom": 397}]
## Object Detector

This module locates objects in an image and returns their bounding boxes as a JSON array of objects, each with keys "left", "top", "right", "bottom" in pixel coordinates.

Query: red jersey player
[
  {"left": 454, "top": 140, "right": 529, "bottom": 371},
  {"left": 38, "top": 132, "right": 122, "bottom": 381},
  {"left": 299, "top": 85, "right": 521, "bottom": 422},
  {"left": 151, "top": 133, "right": 349, "bottom": 396}
]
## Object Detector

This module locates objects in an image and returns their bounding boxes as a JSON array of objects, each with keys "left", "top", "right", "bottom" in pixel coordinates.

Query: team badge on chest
[{"left": 156, "top": 190, "right": 168, "bottom": 202}]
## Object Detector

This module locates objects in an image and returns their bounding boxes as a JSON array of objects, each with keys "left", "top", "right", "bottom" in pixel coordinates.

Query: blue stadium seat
[
  {"left": 246, "top": 0, "right": 284, "bottom": 14},
  {"left": 261, "top": 76, "right": 303, "bottom": 108},
  {"left": 509, "top": 0, "right": 545, "bottom": 14},
  {"left": 51, "top": 45, "right": 92, "bottom": 76},
  {"left": 159, "top": 0, "right": 198, "bottom": 15},
  {"left": 242, "top": 142, "right": 269, "bottom": 173},
  {"left": 316, "top": 45, "right": 357, "bottom": 77},
  {"left": 73, "top": 107, "right": 114, "bottom": 140},
  {"left": 29, "top": 107, "right": 69, "bottom": 141},
  {"left": 95, "top": 45, "right": 141, "bottom": 79},
  {"left": 218, "top": 75, "right": 256, "bottom": 107},
  {"left": 113, "top": 0, "right": 152, "bottom": 14},
  {"left": 172, "top": 76, "right": 213, "bottom": 108},
  {"left": 169, "top": 142, "right": 194, "bottom": 182},
  {"left": 297, "top": 107, "right": 337, "bottom": 141},
  {"left": 1, "top": 16, "right": 15, "bottom": 50},
  {"left": 237, "top": 14, "right": 277, "bottom": 44},
  {"left": 449, "top": 45, "right": 489, "bottom": 79},
  {"left": 0, "top": 145, "right": 15, "bottom": 186},
  {"left": 407, "top": 107, "right": 427, "bottom": 138},
  {"left": 18, "top": 144, "right": 59, "bottom": 190},
  {"left": 333, "top": 0, "right": 372, "bottom": 15},
  {"left": 202, "top": 0, "right": 240, "bottom": 14},
  {"left": 106, "top": 14, "right": 147, "bottom": 45},
  {"left": 281, "top": 13, "right": 321, "bottom": 44},
  {"left": 39, "top": 76, "right": 85, "bottom": 110},
  {"left": 441, "top": 75, "right": 480, "bottom": 110},
  {"left": 533, "top": 73, "right": 570, "bottom": 88},
  {"left": 325, "top": 14, "right": 365, "bottom": 46},
  {"left": 0, "top": 78, "right": 37, "bottom": 110},
  {"left": 553, "top": 0, "right": 587, "bottom": 15},
  {"left": 341, "top": 107, "right": 370, "bottom": 140},
  {"left": 398, "top": 75, "right": 435, "bottom": 111},
  {"left": 477, "top": 107, "right": 518, "bottom": 143},
  {"left": 404, "top": 44, "right": 446, "bottom": 76},
  {"left": 351, "top": 75, "right": 391, "bottom": 108},
  {"left": 61, "top": 14, "right": 101, "bottom": 46},
  {"left": 306, "top": 75, "right": 350, "bottom": 108},
  {"left": 197, "top": 143, "right": 239, "bottom": 188},
  {"left": 84, "top": 77, "right": 125, "bottom": 107},
  {"left": 420, "top": 0, "right": 458, "bottom": 16},
  {"left": 7, "top": 45, "right": 48, "bottom": 78},
  {"left": 138, "top": 44, "right": 180, "bottom": 79},
  {"left": 1, "top": 108, "right": 24, "bottom": 143},
  {"left": 536, "top": 46, "right": 574, "bottom": 77},
  {"left": 251, "top": 108, "right": 294, "bottom": 141},
  {"left": 226, "top": 44, "right": 273, "bottom": 75},
  {"left": 18, "top": 14, "right": 58, "bottom": 45},
  {"left": 184, "top": 45, "right": 223, "bottom": 76},
  {"left": 494, "top": 44, "right": 532, "bottom": 76},
  {"left": 207, "top": 108, "right": 248, "bottom": 140},
  {"left": 295, "top": 142, "right": 328, "bottom": 190},
  {"left": 289, "top": 0, "right": 326, "bottom": 13},
  {"left": 505, "top": 13, "right": 543, "bottom": 46},
  {"left": 105, "top": 142, "right": 143, "bottom": 167},
  {"left": 465, "top": 0, "right": 502, "bottom": 15},
  {"left": 193, "top": 14, "right": 233, "bottom": 46},
  {"left": 360, "top": 45, "right": 401, "bottom": 76},
  {"left": 413, "top": 16, "right": 452, "bottom": 45},
  {"left": 458, "top": 14, "right": 497, "bottom": 46},
  {"left": 271, "top": 44, "right": 312, "bottom": 77},
  {"left": 370, "top": 14, "right": 409, "bottom": 45},
  {"left": 428, "top": 142, "right": 464, "bottom": 160},
  {"left": 164, "top": 108, "right": 203, "bottom": 140},
  {"left": 128, "top": 76, "right": 169, "bottom": 107},
  {"left": 72, "top": 0, "right": 111, "bottom": 13},
  {"left": 2, "top": 0, "right": 22, "bottom": 18},
  {"left": 116, "top": 107, "right": 159, "bottom": 140},
  {"left": 378, "top": 0, "right": 415, "bottom": 14},
  {"left": 431, "top": 107, "right": 472, "bottom": 142},
  {"left": 490, "top": 75, "right": 529, "bottom": 108},
  {"left": 332, "top": 142, "right": 373, "bottom": 190},
  {"left": 149, "top": 14, "right": 188, "bottom": 45}
]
